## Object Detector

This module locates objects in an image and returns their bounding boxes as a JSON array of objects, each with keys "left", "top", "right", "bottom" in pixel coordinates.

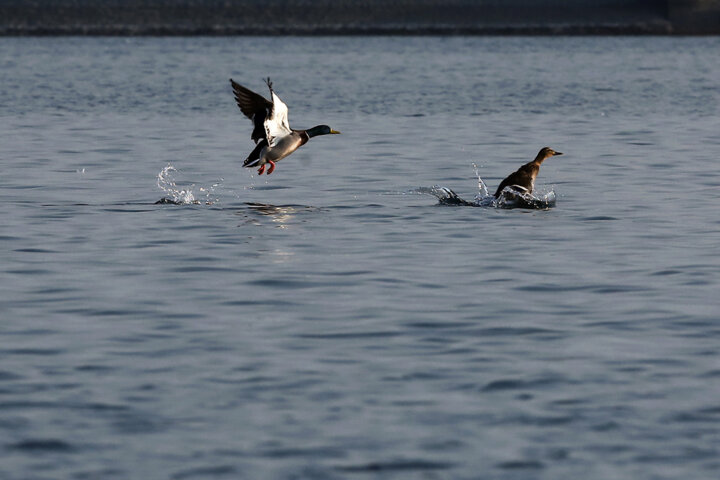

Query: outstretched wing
[
  {"left": 263, "top": 79, "right": 292, "bottom": 147},
  {"left": 230, "top": 78, "right": 273, "bottom": 144}
]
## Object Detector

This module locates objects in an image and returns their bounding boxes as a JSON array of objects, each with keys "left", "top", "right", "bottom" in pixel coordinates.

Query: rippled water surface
[{"left": 1, "top": 37, "right": 720, "bottom": 479}]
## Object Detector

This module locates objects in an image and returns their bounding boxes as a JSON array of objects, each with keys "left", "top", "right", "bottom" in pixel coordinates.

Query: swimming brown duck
[{"left": 494, "top": 147, "right": 563, "bottom": 198}]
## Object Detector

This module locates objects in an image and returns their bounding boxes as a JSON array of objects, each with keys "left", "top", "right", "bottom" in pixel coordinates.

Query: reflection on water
[
  {"left": 243, "top": 203, "right": 323, "bottom": 263},
  {"left": 246, "top": 203, "right": 296, "bottom": 229},
  {"left": 235, "top": 203, "right": 322, "bottom": 232}
]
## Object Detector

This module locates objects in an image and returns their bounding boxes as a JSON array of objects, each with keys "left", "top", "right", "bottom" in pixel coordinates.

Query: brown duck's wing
[
  {"left": 494, "top": 168, "right": 535, "bottom": 198},
  {"left": 230, "top": 79, "right": 273, "bottom": 144}
]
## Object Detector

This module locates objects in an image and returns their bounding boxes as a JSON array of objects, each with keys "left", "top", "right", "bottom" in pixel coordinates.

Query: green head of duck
[{"left": 306, "top": 125, "right": 341, "bottom": 138}]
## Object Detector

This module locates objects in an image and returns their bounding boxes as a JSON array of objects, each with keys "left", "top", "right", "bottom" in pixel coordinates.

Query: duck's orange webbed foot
[
  {"left": 257, "top": 165, "right": 266, "bottom": 175},
  {"left": 266, "top": 160, "right": 276, "bottom": 175}
]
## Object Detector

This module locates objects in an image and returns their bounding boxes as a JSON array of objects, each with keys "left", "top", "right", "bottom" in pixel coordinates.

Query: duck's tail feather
[{"left": 243, "top": 140, "right": 266, "bottom": 168}]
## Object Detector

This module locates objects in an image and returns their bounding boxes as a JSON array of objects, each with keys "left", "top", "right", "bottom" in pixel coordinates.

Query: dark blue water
[{"left": 1, "top": 37, "right": 719, "bottom": 479}]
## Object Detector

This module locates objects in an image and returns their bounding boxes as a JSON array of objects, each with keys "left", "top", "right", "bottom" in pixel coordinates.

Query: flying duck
[
  {"left": 494, "top": 147, "right": 563, "bottom": 198},
  {"left": 229, "top": 78, "right": 340, "bottom": 175}
]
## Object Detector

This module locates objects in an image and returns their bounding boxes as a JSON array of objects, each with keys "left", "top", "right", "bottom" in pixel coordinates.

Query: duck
[
  {"left": 494, "top": 147, "right": 563, "bottom": 198},
  {"left": 229, "top": 78, "right": 340, "bottom": 175}
]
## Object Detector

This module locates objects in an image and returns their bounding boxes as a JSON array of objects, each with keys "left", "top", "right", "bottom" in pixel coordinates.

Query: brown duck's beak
[
  {"left": 330, "top": 129, "right": 341, "bottom": 134},
  {"left": 553, "top": 151, "right": 563, "bottom": 156}
]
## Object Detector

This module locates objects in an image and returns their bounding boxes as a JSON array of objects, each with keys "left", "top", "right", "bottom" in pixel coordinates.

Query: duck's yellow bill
[{"left": 330, "top": 129, "right": 341, "bottom": 134}]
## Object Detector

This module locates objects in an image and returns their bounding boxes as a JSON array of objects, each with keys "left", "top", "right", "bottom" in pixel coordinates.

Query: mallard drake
[
  {"left": 494, "top": 147, "right": 563, "bottom": 198},
  {"left": 229, "top": 78, "right": 340, "bottom": 175}
]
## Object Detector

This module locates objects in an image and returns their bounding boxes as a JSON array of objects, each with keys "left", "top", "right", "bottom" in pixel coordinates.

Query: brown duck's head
[{"left": 537, "top": 147, "right": 563, "bottom": 160}]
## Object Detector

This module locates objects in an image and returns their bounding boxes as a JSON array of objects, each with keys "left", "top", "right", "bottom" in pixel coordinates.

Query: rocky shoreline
[{"left": 1, "top": 1, "right": 718, "bottom": 35}]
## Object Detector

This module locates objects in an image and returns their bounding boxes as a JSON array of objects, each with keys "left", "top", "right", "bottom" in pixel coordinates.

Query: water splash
[
  {"left": 493, "top": 187, "right": 556, "bottom": 209},
  {"left": 416, "top": 186, "right": 475, "bottom": 206},
  {"left": 472, "top": 163, "right": 490, "bottom": 199},
  {"left": 156, "top": 164, "right": 222, "bottom": 205}
]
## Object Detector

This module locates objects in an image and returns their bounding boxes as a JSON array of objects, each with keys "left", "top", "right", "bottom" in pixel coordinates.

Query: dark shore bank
[{"left": 1, "top": 0, "right": 719, "bottom": 35}]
